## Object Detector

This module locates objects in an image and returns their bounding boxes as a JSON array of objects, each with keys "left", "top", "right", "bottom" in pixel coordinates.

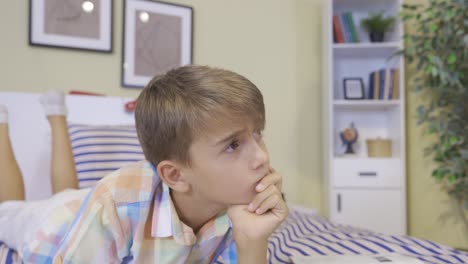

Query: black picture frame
[
  {"left": 121, "top": 0, "right": 194, "bottom": 88},
  {"left": 343, "top": 78, "right": 365, "bottom": 100},
  {"left": 29, "top": 0, "right": 113, "bottom": 53}
]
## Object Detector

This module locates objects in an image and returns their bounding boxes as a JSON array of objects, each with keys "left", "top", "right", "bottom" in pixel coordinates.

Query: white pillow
[{"left": 68, "top": 124, "right": 145, "bottom": 188}]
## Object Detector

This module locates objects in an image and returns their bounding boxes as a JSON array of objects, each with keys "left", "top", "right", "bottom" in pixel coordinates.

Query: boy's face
[{"left": 182, "top": 119, "right": 269, "bottom": 206}]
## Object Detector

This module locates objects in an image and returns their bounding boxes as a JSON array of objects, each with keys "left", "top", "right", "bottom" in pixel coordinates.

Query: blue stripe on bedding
[
  {"left": 70, "top": 135, "right": 139, "bottom": 143},
  {"left": 6, "top": 250, "right": 13, "bottom": 264},
  {"left": 68, "top": 128, "right": 137, "bottom": 136},
  {"left": 72, "top": 143, "right": 142, "bottom": 149},
  {"left": 266, "top": 209, "right": 468, "bottom": 263},
  {"left": 68, "top": 124, "right": 145, "bottom": 189},
  {"left": 77, "top": 168, "right": 120, "bottom": 174},
  {"left": 0, "top": 241, "right": 15, "bottom": 264},
  {"left": 73, "top": 151, "right": 143, "bottom": 157},
  {"left": 74, "top": 159, "right": 141, "bottom": 166}
]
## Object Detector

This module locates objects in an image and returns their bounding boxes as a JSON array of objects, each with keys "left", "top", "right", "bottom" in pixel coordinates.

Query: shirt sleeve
[
  {"left": 52, "top": 185, "right": 130, "bottom": 264},
  {"left": 215, "top": 240, "right": 238, "bottom": 264}
]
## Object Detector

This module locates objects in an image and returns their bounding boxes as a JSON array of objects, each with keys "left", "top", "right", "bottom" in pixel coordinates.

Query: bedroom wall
[
  {"left": 0, "top": 0, "right": 465, "bottom": 249},
  {"left": 0, "top": 0, "right": 324, "bottom": 220}
]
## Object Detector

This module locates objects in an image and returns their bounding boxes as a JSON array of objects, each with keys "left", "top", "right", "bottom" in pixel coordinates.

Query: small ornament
[{"left": 340, "top": 122, "right": 358, "bottom": 155}]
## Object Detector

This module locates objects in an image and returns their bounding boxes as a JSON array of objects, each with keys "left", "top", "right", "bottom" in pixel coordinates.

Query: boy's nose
[{"left": 249, "top": 142, "right": 269, "bottom": 171}]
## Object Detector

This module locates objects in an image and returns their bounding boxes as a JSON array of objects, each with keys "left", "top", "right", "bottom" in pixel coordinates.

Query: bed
[{"left": 0, "top": 92, "right": 467, "bottom": 264}]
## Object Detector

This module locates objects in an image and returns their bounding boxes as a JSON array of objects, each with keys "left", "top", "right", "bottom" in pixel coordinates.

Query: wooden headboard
[{"left": 0, "top": 92, "right": 136, "bottom": 200}]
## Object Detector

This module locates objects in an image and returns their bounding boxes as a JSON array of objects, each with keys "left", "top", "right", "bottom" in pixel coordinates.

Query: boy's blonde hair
[{"left": 135, "top": 65, "right": 265, "bottom": 166}]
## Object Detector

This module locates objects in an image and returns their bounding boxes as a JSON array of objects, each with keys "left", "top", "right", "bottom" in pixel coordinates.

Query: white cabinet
[
  {"left": 330, "top": 189, "right": 405, "bottom": 235},
  {"left": 323, "top": 0, "right": 406, "bottom": 235}
]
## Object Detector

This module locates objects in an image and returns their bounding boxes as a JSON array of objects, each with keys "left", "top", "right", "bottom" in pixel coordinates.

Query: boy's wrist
[{"left": 236, "top": 238, "right": 268, "bottom": 264}]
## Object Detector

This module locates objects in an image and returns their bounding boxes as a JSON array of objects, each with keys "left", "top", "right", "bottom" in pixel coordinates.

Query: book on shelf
[
  {"left": 344, "top": 12, "right": 359, "bottom": 43},
  {"left": 333, "top": 12, "right": 359, "bottom": 43},
  {"left": 333, "top": 15, "right": 345, "bottom": 43},
  {"left": 340, "top": 13, "right": 352, "bottom": 42},
  {"left": 392, "top": 68, "right": 400, "bottom": 100},
  {"left": 367, "top": 68, "right": 400, "bottom": 100},
  {"left": 373, "top": 70, "right": 380, "bottom": 100}
]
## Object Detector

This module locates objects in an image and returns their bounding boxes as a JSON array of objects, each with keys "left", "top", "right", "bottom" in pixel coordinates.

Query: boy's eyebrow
[{"left": 214, "top": 129, "right": 246, "bottom": 146}]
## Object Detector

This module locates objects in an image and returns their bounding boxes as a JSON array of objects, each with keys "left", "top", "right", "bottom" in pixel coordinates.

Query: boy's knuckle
[{"left": 272, "top": 196, "right": 279, "bottom": 204}]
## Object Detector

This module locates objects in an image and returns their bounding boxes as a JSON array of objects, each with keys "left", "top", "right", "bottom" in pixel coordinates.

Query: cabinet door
[{"left": 330, "top": 189, "right": 405, "bottom": 235}]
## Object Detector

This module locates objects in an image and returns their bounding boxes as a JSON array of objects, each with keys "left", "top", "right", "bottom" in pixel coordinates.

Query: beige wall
[{"left": 0, "top": 0, "right": 465, "bottom": 249}]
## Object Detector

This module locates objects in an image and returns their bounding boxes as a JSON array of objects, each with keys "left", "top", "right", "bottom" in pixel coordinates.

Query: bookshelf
[{"left": 323, "top": 0, "right": 406, "bottom": 235}]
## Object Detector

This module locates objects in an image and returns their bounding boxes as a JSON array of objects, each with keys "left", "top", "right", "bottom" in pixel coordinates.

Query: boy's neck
[{"left": 170, "top": 190, "right": 225, "bottom": 234}]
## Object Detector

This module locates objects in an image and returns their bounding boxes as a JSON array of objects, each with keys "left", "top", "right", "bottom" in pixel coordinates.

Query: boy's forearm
[{"left": 236, "top": 239, "right": 268, "bottom": 264}]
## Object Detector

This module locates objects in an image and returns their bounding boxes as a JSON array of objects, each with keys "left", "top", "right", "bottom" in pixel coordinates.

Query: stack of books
[
  {"left": 368, "top": 68, "right": 400, "bottom": 100},
  {"left": 333, "top": 12, "right": 360, "bottom": 43}
]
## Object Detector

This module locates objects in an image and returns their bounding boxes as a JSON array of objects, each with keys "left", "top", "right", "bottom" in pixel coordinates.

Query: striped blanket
[
  {"left": 267, "top": 209, "right": 468, "bottom": 264},
  {"left": 1, "top": 207, "right": 467, "bottom": 263}
]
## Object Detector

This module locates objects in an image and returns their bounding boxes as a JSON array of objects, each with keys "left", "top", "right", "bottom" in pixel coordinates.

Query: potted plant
[
  {"left": 401, "top": 0, "right": 468, "bottom": 238},
  {"left": 361, "top": 11, "right": 396, "bottom": 42}
]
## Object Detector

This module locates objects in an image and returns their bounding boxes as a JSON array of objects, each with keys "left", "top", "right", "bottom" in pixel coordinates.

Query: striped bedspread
[
  {"left": 268, "top": 208, "right": 468, "bottom": 264},
  {"left": 1, "top": 208, "right": 467, "bottom": 263},
  {"left": 0, "top": 242, "right": 19, "bottom": 264}
]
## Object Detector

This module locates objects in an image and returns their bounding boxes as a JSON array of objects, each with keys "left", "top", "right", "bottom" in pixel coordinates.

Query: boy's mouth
[{"left": 253, "top": 170, "right": 270, "bottom": 189}]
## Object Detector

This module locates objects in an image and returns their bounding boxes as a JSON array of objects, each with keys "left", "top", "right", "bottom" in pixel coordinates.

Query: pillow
[{"left": 68, "top": 124, "right": 145, "bottom": 189}]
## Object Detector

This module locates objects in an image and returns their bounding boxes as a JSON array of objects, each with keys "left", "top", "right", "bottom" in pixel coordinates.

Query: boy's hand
[
  {"left": 227, "top": 168, "right": 288, "bottom": 245},
  {"left": 249, "top": 166, "right": 282, "bottom": 214}
]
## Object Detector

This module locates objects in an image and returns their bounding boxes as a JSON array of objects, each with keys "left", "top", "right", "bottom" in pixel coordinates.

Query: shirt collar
[{"left": 149, "top": 166, "right": 230, "bottom": 246}]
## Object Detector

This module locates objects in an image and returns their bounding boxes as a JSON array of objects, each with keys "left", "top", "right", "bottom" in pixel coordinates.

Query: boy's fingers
[
  {"left": 248, "top": 185, "right": 277, "bottom": 212},
  {"left": 256, "top": 171, "right": 282, "bottom": 192},
  {"left": 271, "top": 196, "right": 289, "bottom": 220},
  {"left": 255, "top": 193, "right": 281, "bottom": 215}
]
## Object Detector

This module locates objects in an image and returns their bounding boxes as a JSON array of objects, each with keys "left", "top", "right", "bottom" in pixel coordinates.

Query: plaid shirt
[{"left": 23, "top": 161, "right": 236, "bottom": 263}]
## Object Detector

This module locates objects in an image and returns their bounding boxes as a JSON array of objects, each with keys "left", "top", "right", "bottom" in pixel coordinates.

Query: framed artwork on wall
[
  {"left": 29, "top": 0, "right": 113, "bottom": 52},
  {"left": 121, "top": 0, "right": 193, "bottom": 88}
]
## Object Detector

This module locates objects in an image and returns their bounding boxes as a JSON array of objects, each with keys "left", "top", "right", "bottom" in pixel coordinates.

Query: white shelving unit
[{"left": 322, "top": 0, "right": 406, "bottom": 235}]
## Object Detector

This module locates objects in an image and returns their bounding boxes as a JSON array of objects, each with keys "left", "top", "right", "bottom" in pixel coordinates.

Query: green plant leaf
[
  {"left": 432, "top": 168, "right": 446, "bottom": 180},
  {"left": 447, "top": 174, "right": 457, "bottom": 183},
  {"left": 449, "top": 136, "right": 459, "bottom": 146},
  {"left": 425, "top": 65, "right": 433, "bottom": 74},
  {"left": 447, "top": 53, "right": 457, "bottom": 64},
  {"left": 403, "top": 0, "right": 468, "bottom": 205}
]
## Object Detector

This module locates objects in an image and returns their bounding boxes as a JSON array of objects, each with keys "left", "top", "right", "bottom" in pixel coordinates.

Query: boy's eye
[{"left": 226, "top": 140, "right": 240, "bottom": 153}]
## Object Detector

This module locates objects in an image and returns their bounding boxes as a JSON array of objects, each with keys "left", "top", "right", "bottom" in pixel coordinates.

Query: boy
[{"left": 4, "top": 65, "right": 288, "bottom": 263}]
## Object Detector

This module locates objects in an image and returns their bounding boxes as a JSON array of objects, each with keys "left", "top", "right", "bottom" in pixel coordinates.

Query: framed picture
[
  {"left": 343, "top": 78, "right": 365, "bottom": 100},
  {"left": 122, "top": 0, "right": 193, "bottom": 88},
  {"left": 29, "top": 0, "right": 113, "bottom": 52}
]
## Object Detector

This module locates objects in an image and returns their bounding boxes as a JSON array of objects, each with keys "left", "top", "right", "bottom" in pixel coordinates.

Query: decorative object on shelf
[
  {"left": 361, "top": 11, "right": 395, "bottom": 42},
  {"left": 29, "top": 0, "right": 113, "bottom": 52},
  {"left": 122, "top": 0, "right": 193, "bottom": 88},
  {"left": 401, "top": 0, "right": 468, "bottom": 233},
  {"left": 366, "top": 138, "right": 392, "bottom": 157},
  {"left": 343, "top": 78, "right": 365, "bottom": 100},
  {"left": 340, "top": 122, "right": 358, "bottom": 155}
]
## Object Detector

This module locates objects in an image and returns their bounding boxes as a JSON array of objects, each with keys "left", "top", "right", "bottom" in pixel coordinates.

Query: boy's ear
[{"left": 157, "top": 160, "right": 190, "bottom": 193}]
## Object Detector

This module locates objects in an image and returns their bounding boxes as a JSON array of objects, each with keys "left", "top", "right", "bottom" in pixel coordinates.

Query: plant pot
[{"left": 369, "top": 32, "right": 385, "bottom": 42}]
